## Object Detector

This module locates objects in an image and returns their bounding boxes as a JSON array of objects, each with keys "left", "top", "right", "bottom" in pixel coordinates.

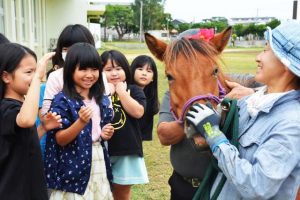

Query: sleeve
[
  {"left": 227, "top": 73, "right": 263, "bottom": 88},
  {"left": 39, "top": 83, "right": 46, "bottom": 108},
  {"left": 212, "top": 119, "right": 300, "bottom": 199},
  {"left": 129, "top": 85, "right": 146, "bottom": 109},
  {"left": 41, "top": 69, "right": 63, "bottom": 115},
  {"left": 158, "top": 91, "right": 175, "bottom": 124},
  {"left": 0, "top": 102, "right": 21, "bottom": 136}
]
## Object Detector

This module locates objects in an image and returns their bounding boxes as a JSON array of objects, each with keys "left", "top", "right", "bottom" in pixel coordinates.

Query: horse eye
[
  {"left": 166, "top": 74, "right": 174, "bottom": 81},
  {"left": 213, "top": 68, "right": 219, "bottom": 77}
]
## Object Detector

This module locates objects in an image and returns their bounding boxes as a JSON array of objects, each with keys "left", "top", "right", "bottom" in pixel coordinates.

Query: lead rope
[{"left": 192, "top": 98, "right": 239, "bottom": 200}]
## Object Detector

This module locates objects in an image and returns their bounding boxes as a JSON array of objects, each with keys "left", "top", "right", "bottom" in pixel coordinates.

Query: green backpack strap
[{"left": 192, "top": 98, "right": 239, "bottom": 200}]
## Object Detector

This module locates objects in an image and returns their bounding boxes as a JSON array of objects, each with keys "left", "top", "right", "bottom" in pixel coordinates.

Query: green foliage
[
  {"left": 233, "top": 24, "right": 244, "bottom": 37},
  {"left": 233, "top": 19, "right": 280, "bottom": 39},
  {"left": 231, "top": 33, "right": 237, "bottom": 46},
  {"left": 189, "top": 17, "right": 228, "bottom": 33},
  {"left": 255, "top": 24, "right": 266, "bottom": 37},
  {"left": 266, "top": 19, "right": 281, "bottom": 29},
  {"left": 103, "top": 5, "right": 134, "bottom": 40},
  {"left": 131, "top": 0, "right": 167, "bottom": 32},
  {"left": 178, "top": 23, "right": 191, "bottom": 33}
]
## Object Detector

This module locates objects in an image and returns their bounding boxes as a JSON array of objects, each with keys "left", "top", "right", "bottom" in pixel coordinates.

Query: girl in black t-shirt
[
  {"left": 0, "top": 43, "right": 58, "bottom": 200},
  {"left": 101, "top": 50, "right": 148, "bottom": 200},
  {"left": 130, "top": 55, "right": 159, "bottom": 141}
]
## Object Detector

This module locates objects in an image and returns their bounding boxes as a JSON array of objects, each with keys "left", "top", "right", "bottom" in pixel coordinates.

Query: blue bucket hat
[{"left": 264, "top": 20, "right": 300, "bottom": 77}]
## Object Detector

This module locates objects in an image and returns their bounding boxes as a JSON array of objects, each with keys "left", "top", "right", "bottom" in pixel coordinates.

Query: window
[
  {"left": 13, "top": 0, "right": 17, "bottom": 39},
  {"left": 32, "top": 0, "right": 38, "bottom": 42},
  {"left": 21, "top": 0, "right": 25, "bottom": 41},
  {"left": 0, "top": 0, "right": 4, "bottom": 33}
]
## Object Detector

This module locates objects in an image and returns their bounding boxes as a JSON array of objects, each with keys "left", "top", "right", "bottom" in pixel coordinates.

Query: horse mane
[
  {"left": 164, "top": 37, "right": 230, "bottom": 93},
  {"left": 164, "top": 38, "right": 220, "bottom": 69}
]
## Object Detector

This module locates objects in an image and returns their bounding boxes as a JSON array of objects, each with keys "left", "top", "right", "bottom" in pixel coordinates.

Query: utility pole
[
  {"left": 139, "top": 0, "right": 143, "bottom": 42},
  {"left": 293, "top": 0, "right": 298, "bottom": 19}
]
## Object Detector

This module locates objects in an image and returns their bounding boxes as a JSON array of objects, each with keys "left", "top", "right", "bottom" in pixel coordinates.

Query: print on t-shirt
[{"left": 111, "top": 94, "right": 127, "bottom": 130}]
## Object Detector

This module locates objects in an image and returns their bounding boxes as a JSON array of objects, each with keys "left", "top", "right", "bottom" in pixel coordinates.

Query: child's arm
[
  {"left": 55, "top": 106, "right": 93, "bottom": 147},
  {"left": 100, "top": 123, "right": 114, "bottom": 141},
  {"left": 37, "top": 112, "right": 62, "bottom": 139},
  {"left": 116, "top": 82, "right": 144, "bottom": 118},
  {"left": 16, "top": 52, "right": 55, "bottom": 128}
]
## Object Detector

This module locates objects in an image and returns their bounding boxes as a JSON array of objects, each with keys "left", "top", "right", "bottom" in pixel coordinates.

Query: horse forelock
[{"left": 164, "top": 38, "right": 220, "bottom": 71}]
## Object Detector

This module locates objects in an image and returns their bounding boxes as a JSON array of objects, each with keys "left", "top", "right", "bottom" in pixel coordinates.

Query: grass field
[{"left": 100, "top": 43, "right": 262, "bottom": 200}]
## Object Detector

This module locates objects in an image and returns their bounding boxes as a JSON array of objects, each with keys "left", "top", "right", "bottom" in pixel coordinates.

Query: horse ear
[
  {"left": 210, "top": 26, "right": 233, "bottom": 53},
  {"left": 144, "top": 33, "right": 167, "bottom": 61}
]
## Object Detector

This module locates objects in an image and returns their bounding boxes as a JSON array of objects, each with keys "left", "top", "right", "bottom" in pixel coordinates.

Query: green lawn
[{"left": 100, "top": 43, "right": 262, "bottom": 200}]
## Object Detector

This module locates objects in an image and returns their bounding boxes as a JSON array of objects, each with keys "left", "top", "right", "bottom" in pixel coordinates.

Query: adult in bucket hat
[{"left": 186, "top": 20, "right": 300, "bottom": 199}]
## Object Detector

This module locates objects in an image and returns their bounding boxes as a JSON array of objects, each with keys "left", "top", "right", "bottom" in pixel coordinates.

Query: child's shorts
[{"left": 110, "top": 155, "right": 149, "bottom": 185}]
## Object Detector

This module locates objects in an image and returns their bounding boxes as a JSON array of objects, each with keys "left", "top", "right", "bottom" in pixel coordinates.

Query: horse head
[{"left": 145, "top": 27, "right": 232, "bottom": 137}]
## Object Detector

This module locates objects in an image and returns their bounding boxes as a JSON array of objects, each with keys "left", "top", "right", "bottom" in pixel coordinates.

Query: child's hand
[
  {"left": 115, "top": 81, "right": 127, "bottom": 95},
  {"left": 108, "top": 83, "right": 116, "bottom": 95},
  {"left": 101, "top": 123, "right": 114, "bottom": 140},
  {"left": 78, "top": 106, "right": 93, "bottom": 123},
  {"left": 42, "top": 112, "right": 62, "bottom": 131},
  {"left": 36, "top": 52, "right": 56, "bottom": 81}
]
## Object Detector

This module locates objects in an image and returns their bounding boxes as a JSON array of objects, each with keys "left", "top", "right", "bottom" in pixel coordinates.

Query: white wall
[{"left": 45, "top": 0, "right": 88, "bottom": 51}]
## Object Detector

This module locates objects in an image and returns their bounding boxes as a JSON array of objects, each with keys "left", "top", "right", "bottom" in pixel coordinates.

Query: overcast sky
[{"left": 164, "top": 0, "right": 297, "bottom": 23}]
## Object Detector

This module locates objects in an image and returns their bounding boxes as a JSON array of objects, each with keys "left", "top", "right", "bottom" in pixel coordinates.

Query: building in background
[
  {"left": 228, "top": 17, "right": 276, "bottom": 25},
  {"left": 0, "top": 0, "right": 132, "bottom": 58}
]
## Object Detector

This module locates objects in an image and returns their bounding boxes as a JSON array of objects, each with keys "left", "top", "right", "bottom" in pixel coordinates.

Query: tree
[
  {"left": 233, "top": 24, "right": 244, "bottom": 37},
  {"left": 103, "top": 5, "right": 134, "bottom": 40},
  {"left": 266, "top": 19, "right": 281, "bottom": 29},
  {"left": 255, "top": 24, "right": 266, "bottom": 38},
  {"left": 131, "top": 0, "right": 166, "bottom": 32},
  {"left": 178, "top": 23, "right": 191, "bottom": 33},
  {"left": 231, "top": 33, "right": 237, "bottom": 46},
  {"left": 190, "top": 17, "right": 228, "bottom": 33}
]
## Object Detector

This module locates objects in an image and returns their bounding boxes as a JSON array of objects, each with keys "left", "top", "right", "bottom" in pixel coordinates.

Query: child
[
  {"left": 0, "top": 43, "right": 56, "bottom": 199},
  {"left": 40, "top": 24, "right": 96, "bottom": 159},
  {"left": 41, "top": 24, "right": 95, "bottom": 115},
  {"left": 101, "top": 50, "right": 149, "bottom": 200},
  {"left": 130, "top": 55, "right": 159, "bottom": 141},
  {"left": 44, "top": 43, "right": 114, "bottom": 199}
]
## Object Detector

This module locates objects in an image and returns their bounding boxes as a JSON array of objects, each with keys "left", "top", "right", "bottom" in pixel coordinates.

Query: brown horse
[{"left": 145, "top": 27, "right": 232, "bottom": 136}]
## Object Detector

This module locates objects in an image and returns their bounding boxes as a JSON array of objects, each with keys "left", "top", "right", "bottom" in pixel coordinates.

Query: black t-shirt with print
[
  {"left": 108, "top": 84, "right": 146, "bottom": 157},
  {"left": 0, "top": 98, "right": 48, "bottom": 200}
]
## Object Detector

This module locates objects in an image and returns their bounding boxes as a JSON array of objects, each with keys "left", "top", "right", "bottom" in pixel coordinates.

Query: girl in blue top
[
  {"left": 44, "top": 43, "right": 114, "bottom": 199},
  {"left": 130, "top": 55, "right": 159, "bottom": 141},
  {"left": 101, "top": 50, "right": 148, "bottom": 200}
]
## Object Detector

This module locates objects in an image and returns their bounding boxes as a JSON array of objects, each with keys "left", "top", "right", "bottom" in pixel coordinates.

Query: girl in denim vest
[{"left": 45, "top": 43, "right": 114, "bottom": 199}]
